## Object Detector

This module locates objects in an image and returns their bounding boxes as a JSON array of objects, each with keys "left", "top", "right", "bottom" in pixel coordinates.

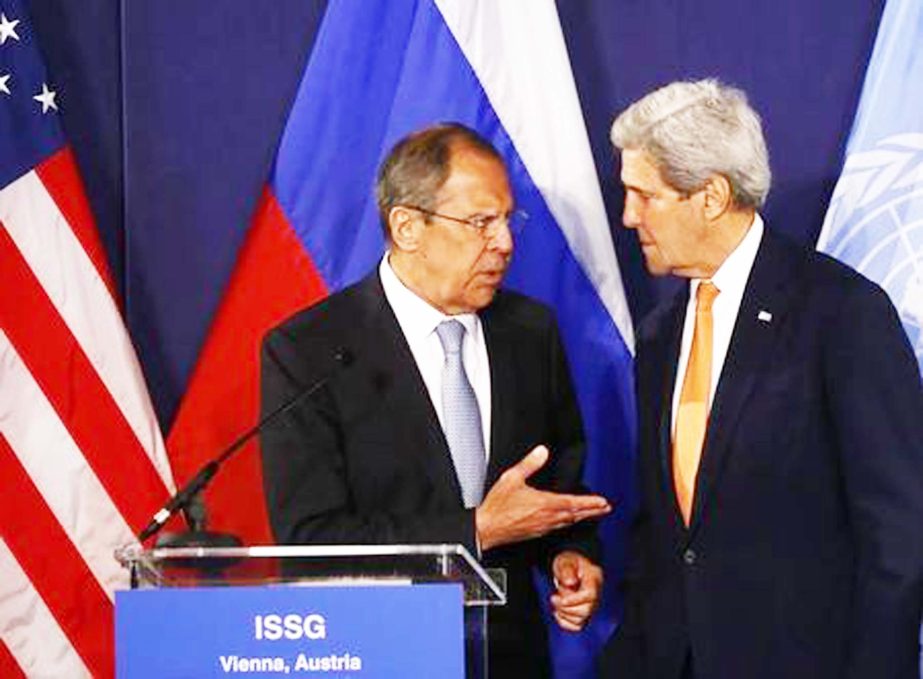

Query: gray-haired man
[{"left": 604, "top": 79, "right": 923, "bottom": 679}]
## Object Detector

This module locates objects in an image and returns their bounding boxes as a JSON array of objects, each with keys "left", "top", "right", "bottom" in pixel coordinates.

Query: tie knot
[
  {"left": 696, "top": 281, "right": 720, "bottom": 311},
  {"left": 436, "top": 319, "right": 466, "bottom": 354}
]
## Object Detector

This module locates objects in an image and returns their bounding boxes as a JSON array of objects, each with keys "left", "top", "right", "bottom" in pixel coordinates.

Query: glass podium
[{"left": 116, "top": 544, "right": 506, "bottom": 678}]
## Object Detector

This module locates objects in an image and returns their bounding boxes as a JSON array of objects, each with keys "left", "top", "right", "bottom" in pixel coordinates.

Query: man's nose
[
  {"left": 622, "top": 194, "right": 640, "bottom": 230},
  {"left": 487, "top": 221, "right": 514, "bottom": 255}
]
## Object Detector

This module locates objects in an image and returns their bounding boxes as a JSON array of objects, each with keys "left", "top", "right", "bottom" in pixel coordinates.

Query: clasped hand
[{"left": 474, "top": 445, "right": 610, "bottom": 631}]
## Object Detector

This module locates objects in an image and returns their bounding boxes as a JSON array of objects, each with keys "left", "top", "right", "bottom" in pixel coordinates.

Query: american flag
[{"left": 0, "top": 1, "right": 174, "bottom": 676}]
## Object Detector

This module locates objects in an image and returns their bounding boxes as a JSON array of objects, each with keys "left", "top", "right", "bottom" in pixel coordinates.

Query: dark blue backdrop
[{"left": 27, "top": 0, "right": 884, "bottom": 428}]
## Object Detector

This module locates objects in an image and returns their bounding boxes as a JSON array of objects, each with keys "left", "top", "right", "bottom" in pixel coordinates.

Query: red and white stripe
[
  {"left": 0, "top": 538, "right": 90, "bottom": 678},
  {"left": 0, "top": 148, "right": 174, "bottom": 677}
]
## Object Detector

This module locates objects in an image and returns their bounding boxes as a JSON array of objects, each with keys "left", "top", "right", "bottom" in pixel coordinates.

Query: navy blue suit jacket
[{"left": 607, "top": 229, "right": 923, "bottom": 679}]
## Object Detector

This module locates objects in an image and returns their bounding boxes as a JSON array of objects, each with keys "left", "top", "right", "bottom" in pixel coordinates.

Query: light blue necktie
[{"left": 436, "top": 320, "right": 487, "bottom": 508}]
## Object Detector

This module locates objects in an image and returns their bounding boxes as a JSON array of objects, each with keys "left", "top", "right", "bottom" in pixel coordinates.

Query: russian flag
[{"left": 167, "top": 1, "right": 636, "bottom": 675}]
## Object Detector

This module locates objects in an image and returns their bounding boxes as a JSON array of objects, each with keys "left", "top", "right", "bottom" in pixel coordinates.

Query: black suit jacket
[
  {"left": 260, "top": 271, "right": 596, "bottom": 677},
  {"left": 606, "top": 229, "right": 923, "bottom": 679}
]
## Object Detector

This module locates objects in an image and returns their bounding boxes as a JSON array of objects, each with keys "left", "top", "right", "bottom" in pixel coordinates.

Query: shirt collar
[
  {"left": 379, "top": 254, "right": 479, "bottom": 341},
  {"left": 695, "top": 212, "right": 764, "bottom": 298}
]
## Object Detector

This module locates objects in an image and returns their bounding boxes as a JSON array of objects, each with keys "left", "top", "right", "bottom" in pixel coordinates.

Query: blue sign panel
[{"left": 115, "top": 584, "right": 464, "bottom": 678}]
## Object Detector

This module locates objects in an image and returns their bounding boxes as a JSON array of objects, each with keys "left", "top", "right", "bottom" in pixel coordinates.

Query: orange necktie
[{"left": 673, "top": 281, "right": 720, "bottom": 526}]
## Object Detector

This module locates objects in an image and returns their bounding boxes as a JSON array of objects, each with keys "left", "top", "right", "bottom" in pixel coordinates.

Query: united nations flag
[{"left": 818, "top": 0, "right": 923, "bottom": 376}]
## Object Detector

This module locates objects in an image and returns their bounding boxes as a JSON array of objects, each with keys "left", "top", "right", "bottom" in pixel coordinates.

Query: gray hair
[
  {"left": 610, "top": 79, "right": 771, "bottom": 209},
  {"left": 375, "top": 123, "right": 503, "bottom": 238}
]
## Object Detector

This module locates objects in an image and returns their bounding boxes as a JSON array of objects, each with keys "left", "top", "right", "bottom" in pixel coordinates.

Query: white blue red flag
[
  {"left": 0, "top": 0, "right": 174, "bottom": 675},
  {"left": 818, "top": 0, "right": 923, "bottom": 376},
  {"left": 169, "top": 2, "right": 636, "bottom": 675}
]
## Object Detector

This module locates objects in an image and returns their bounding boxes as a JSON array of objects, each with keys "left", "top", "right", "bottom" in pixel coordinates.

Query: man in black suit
[
  {"left": 260, "top": 123, "right": 611, "bottom": 677},
  {"left": 603, "top": 79, "right": 923, "bottom": 678}
]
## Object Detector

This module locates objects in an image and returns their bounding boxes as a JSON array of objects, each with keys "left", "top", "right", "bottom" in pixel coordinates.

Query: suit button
[{"left": 683, "top": 548, "right": 696, "bottom": 565}]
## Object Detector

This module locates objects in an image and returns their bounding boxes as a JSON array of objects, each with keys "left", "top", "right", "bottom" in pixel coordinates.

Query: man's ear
[
  {"left": 388, "top": 206, "right": 421, "bottom": 252},
  {"left": 703, "top": 174, "right": 733, "bottom": 220}
]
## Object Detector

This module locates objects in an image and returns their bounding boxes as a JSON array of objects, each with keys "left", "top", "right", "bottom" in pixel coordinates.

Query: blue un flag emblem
[{"left": 819, "top": 134, "right": 923, "bottom": 374}]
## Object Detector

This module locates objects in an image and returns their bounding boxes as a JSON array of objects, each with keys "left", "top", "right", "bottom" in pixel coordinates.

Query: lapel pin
[{"left": 757, "top": 310, "right": 773, "bottom": 323}]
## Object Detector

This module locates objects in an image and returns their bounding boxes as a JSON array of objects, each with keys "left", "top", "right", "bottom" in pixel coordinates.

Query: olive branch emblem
[
  {"left": 821, "top": 133, "right": 923, "bottom": 230},
  {"left": 819, "top": 133, "right": 923, "bottom": 368}
]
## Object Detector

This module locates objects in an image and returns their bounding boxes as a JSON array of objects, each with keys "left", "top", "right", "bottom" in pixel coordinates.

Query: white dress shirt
[
  {"left": 671, "top": 214, "right": 765, "bottom": 433},
  {"left": 379, "top": 255, "right": 492, "bottom": 459}
]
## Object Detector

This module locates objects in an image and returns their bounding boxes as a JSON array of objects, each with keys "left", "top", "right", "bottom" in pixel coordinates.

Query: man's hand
[
  {"left": 550, "top": 551, "right": 604, "bottom": 631},
  {"left": 475, "top": 445, "right": 611, "bottom": 551}
]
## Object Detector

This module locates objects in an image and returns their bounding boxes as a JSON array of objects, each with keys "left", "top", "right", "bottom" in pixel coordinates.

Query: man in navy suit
[
  {"left": 261, "top": 123, "right": 611, "bottom": 677},
  {"left": 603, "top": 79, "right": 923, "bottom": 678}
]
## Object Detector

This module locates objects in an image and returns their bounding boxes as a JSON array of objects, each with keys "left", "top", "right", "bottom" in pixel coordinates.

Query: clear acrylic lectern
[{"left": 116, "top": 543, "right": 506, "bottom": 679}]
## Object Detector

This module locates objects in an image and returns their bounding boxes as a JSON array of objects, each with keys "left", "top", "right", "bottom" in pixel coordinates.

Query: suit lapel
[
  {"left": 647, "top": 291, "right": 689, "bottom": 534},
  {"left": 687, "top": 231, "right": 800, "bottom": 535},
  {"left": 480, "top": 302, "right": 517, "bottom": 487},
  {"left": 354, "top": 274, "right": 464, "bottom": 504},
  {"left": 654, "top": 295, "right": 687, "bottom": 496}
]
